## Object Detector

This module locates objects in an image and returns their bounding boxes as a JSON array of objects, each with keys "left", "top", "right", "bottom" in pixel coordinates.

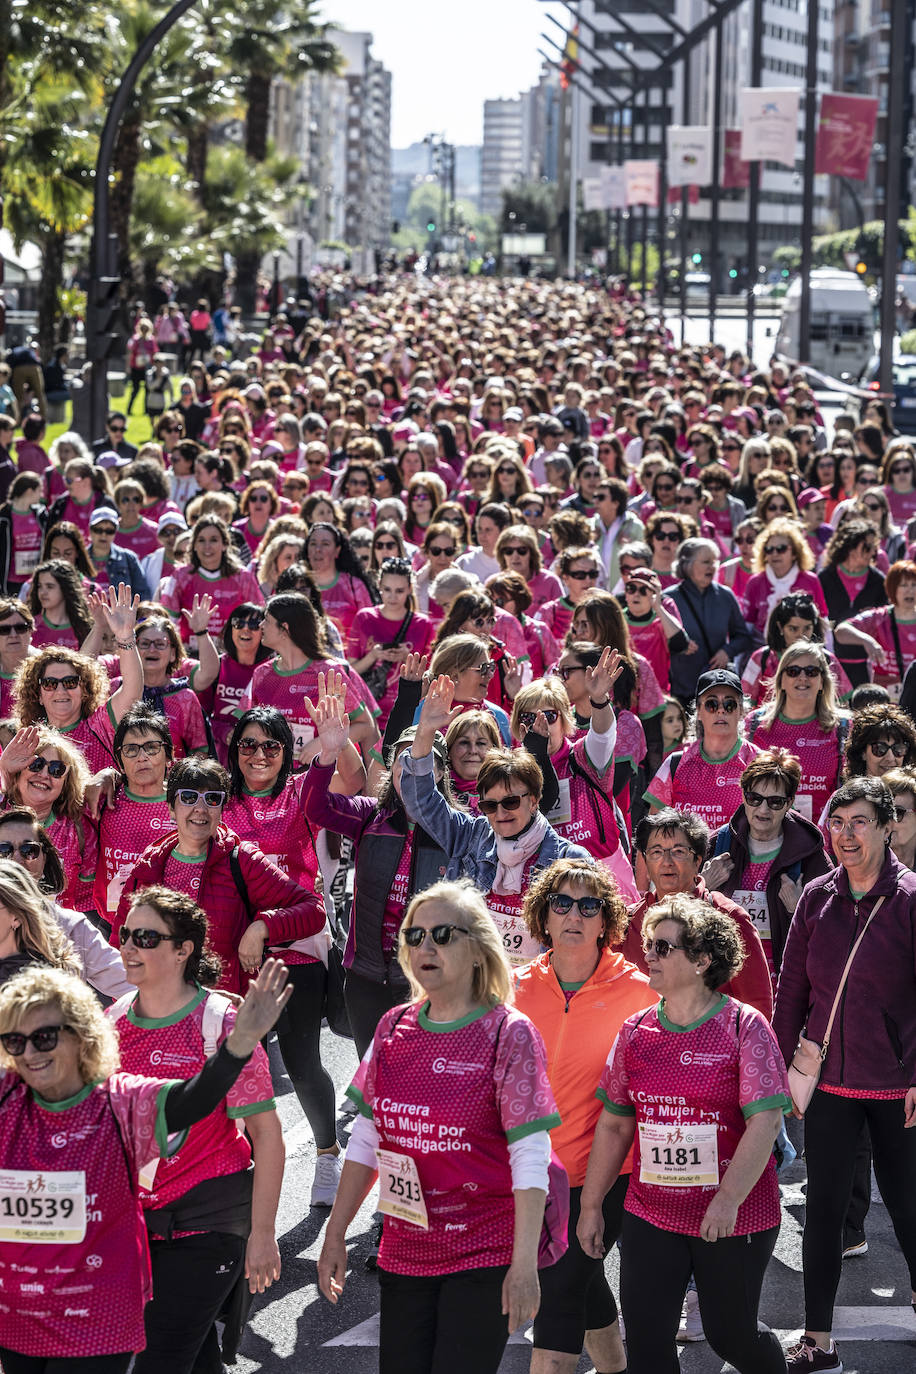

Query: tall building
[
  {"left": 481, "top": 99, "right": 524, "bottom": 218},
  {"left": 269, "top": 30, "right": 392, "bottom": 271}
]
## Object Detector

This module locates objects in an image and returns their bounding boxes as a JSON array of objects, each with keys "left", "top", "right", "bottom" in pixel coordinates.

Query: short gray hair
[{"left": 676, "top": 537, "right": 720, "bottom": 580}]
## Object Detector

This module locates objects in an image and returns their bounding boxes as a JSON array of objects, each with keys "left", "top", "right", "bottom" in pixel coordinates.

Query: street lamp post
[{"left": 88, "top": 0, "right": 199, "bottom": 441}]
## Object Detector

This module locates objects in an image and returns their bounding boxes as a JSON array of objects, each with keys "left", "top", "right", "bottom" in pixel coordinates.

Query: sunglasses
[
  {"left": 248, "top": 494, "right": 271, "bottom": 504},
  {"left": 478, "top": 792, "right": 532, "bottom": 815},
  {"left": 783, "top": 664, "right": 821, "bottom": 679},
  {"left": 764, "top": 544, "right": 790, "bottom": 557},
  {"left": 238, "top": 737, "right": 284, "bottom": 757},
  {"left": 94, "top": 526, "right": 117, "bottom": 537},
  {"left": 497, "top": 466, "right": 518, "bottom": 476},
  {"left": 706, "top": 480, "right": 727, "bottom": 490},
  {"left": 701, "top": 697, "right": 739, "bottom": 713},
  {"left": 867, "top": 740, "right": 908, "bottom": 758},
  {"left": 654, "top": 481, "right": 676, "bottom": 492},
  {"left": 547, "top": 893, "right": 604, "bottom": 917},
  {"left": 118, "top": 927, "right": 182, "bottom": 949},
  {"left": 642, "top": 938, "right": 685, "bottom": 958},
  {"left": 38, "top": 672, "right": 81, "bottom": 693},
  {"left": 375, "top": 539, "right": 398, "bottom": 551},
  {"left": 0, "top": 840, "right": 42, "bottom": 860},
  {"left": 0, "top": 1024, "right": 74, "bottom": 1056},
  {"left": 428, "top": 545, "right": 456, "bottom": 557},
  {"left": 474, "top": 661, "right": 496, "bottom": 677},
  {"left": 625, "top": 581, "right": 652, "bottom": 596},
  {"left": 765, "top": 505, "right": 791, "bottom": 514},
  {"left": 403, "top": 923, "right": 469, "bottom": 948},
  {"left": 655, "top": 531, "right": 680, "bottom": 542},
  {"left": 119, "top": 495, "right": 142, "bottom": 504},
  {"left": 744, "top": 790, "right": 790, "bottom": 810},
  {"left": 676, "top": 495, "right": 699, "bottom": 506},
  {"left": 175, "top": 789, "right": 225, "bottom": 807},
  {"left": 890, "top": 466, "right": 912, "bottom": 476},
  {"left": 234, "top": 615, "right": 264, "bottom": 630},
  {"left": 0, "top": 622, "right": 28, "bottom": 637},
  {"left": 863, "top": 501, "right": 883, "bottom": 512},
  {"left": 108, "top": 425, "right": 126, "bottom": 434},
  {"left": 566, "top": 569, "right": 600, "bottom": 581},
  {"left": 502, "top": 547, "right": 530, "bottom": 558},
  {"left": 518, "top": 709, "right": 559, "bottom": 727},
  {"left": 737, "top": 534, "right": 757, "bottom": 544}
]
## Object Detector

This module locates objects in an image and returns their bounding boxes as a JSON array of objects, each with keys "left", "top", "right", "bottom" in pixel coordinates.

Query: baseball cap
[
  {"left": 96, "top": 449, "right": 131, "bottom": 469},
  {"left": 503, "top": 407, "right": 523, "bottom": 422},
  {"left": 797, "top": 488, "right": 826, "bottom": 510},
  {"left": 388, "top": 726, "right": 448, "bottom": 772},
  {"left": 622, "top": 567, "right": 659, "bottom": 590},
  {"left": 157, "top": 512, "right": 189, "bottom": 533},
  {"left": 89, "top": 507, "right": 120, "bottom": 529},
  {"left": 695, "top": 669, "right": 742, "bottom": 701}
]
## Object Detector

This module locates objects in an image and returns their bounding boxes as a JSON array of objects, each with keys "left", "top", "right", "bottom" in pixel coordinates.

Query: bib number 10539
[
  {"left": 638, "top": 1122, "right": 719, "bottom": 1188},
  {"left": 0, "top": 1170, "right": 87, "bottom": 1243},
  {"left": 376, "top": 1148, "right": 428, "bottom": 1229}
]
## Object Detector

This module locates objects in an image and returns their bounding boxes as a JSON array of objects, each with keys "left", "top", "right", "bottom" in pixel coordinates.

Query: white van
[{"left": 774, "top": 268, "right": 874, "bottom": 379}]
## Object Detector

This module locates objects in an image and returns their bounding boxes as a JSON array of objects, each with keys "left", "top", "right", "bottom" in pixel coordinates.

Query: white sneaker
[
  {"left": 310, "top": 1150, "right": 343, "bottom": 1207},
  {"left": 676, "top": 1289, "right": 705, "bottom": 1343}
]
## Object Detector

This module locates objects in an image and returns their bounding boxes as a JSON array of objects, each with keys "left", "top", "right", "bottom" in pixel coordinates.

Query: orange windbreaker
[{"left": 514, "top": 946, "right": 655, "bottom": 1186}]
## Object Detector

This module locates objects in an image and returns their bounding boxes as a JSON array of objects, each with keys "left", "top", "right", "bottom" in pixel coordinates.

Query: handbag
[
  {"left": 787, "top": 895, "right": 884, "bottom": 1116},
  {"left": 323, "top": 910, "right": 352, "bottom": 1039},
  {"left": 362, "top": 611, "right": 413, "bottom": 701}
]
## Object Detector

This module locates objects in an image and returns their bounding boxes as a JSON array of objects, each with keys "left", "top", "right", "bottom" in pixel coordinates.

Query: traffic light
[
  {"left": 781, "top": 268, "right": 790, "bottom": 278},
  {"left": 426, "top": 221, "right": 436, "bottom": 234},
  {"left": 854, "top": 260, "right": 867, "bottom": 275},
  {"left": 86, "top": 275, "right": 125, "bottom": 362},
  {"left": 468, "top": 232, "right": 477, "bottom": 245},
  {"left": 728, "top": 268, "right": 738, "bottom": 279},
  {"left": 691, "top": 252, "right": 702, "bottom": 265}
]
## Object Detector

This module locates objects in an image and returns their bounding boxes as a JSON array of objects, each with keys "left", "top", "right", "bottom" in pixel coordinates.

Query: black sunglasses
[
  {"left": 0, "top": 622, "right": 29, "bottom": 637},
  {"left": 744, "top": 790, "right": 790, "bottom": 811},
  {"left": 518, "top": 709, "right": 559, "bottom": 727},
  {"left": 701, "top": 697, "right": 739, "bottom": 713},
  {"left": 783, "top": 664, "right": 821, "bottom": 679},
  {"left": 403, "top": 924, "right": 469, "bottom": 947},
  {"left": 547, "top": 893, "right": 604, "bottom": 917},
  {"left": 0, "top": 840, "right": 42, "bottom": 860},
  {"left": 478, "top": 792, "right": 531, "bottom": 815},
  {"left": 868, "top": 740, "right": 908, "bottom": 758},
  {"left": 118, "top": 927, "right": 182, "bottom": 949},
  {"left": 233, "top": 615, "right": 264, "bottom": 630},
  {"left": 39, "top": 675, "right": 80, "bottom": 692},
  {"left": 27, "top": 756, "right": 68, "bottom": 779},
  {"left": 566, "top": 569, "right": 599, "bottom": 581},
  {"left": 642, "top": 938, "right": 685, "bottom": 958},
  {"left": 238, "top": 737, "right": 283, "bottom": 757},
  {"left": 0, "top": 1024, "right": 74, "bottom": 1056}
]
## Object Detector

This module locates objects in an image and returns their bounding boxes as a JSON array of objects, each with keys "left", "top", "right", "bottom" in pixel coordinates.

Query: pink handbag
[{"left": 787, "top": 896, "right": 884, "bottom": 1116}]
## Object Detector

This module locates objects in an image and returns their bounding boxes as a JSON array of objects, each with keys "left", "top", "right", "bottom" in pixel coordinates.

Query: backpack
[{"left": 109, "top": 989, "right": 233, "bottom": 1059}]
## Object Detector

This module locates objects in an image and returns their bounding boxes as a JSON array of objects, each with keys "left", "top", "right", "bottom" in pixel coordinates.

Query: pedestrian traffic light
[
  {"left": 691, "top": 252, "right": 702, "bottom": 265},
  {"left": 854, "top": 260, "right": 867, "bottom": 275},
  {"left": 426, "top": 221, "right": 436, "bottom": 233},
  {"left": 728, "top": 268, "right": 738, "bottom": 278},
  {"left": 87, "top": 275, "right": 125, "bottom": 362}
]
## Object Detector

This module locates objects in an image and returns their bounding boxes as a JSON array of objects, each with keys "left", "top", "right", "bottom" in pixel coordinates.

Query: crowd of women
[{"left": 0, "top": 271, "right": 914, "bottom": 1374}]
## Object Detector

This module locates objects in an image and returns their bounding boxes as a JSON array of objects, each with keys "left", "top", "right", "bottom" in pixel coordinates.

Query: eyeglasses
[
  {"left": 764, "top": 544, "right": 791, "bottom": 557},
  {"left": 108, "top": 425, "right": 126, "bottom": 434},
  {"left": 478, "top": 792, "right": 532, "bottom": 815},
  {"left": 163, "top": 426, "right": 182, "bottom": 434},
  {"left": 374, "top": 539, "right": 398, "bottom": 551},
  {"left": 428, "top": 545, "right": 456, "bottom": 557},
  {"left": 744, "top": 790, "right": 790, "bottom": 810},
  {"left": 502, "top": 546, "right": 530, "bottom": 558},
  {"left": 867, "top": 740, "right": 908, "bottom": 758},
  {"left": 654, "top": 481, "right": 676, "bottom": 492},
  {"left": 676, "top": 494, "right": 699, "bottom": 506},
  {"left": 765, "top": 504, "right": 791, "bottom": 514},
  {"left": 642, "top": 937, "right": 685, "bottom": 958},
  {"left": 894, "top": 803, "right": 915, "bottom": 821},
  {"left": 248, "top": 494, "right": 271, "bottom": 504},
  {"left": 175, "top": 789, "right": 225, "bottom": 808},
  {"left": 120, "top": 740, "right": 165, "bottom": 760},
  {"left": 117, "top": 927, "right": 182, "bottom": 949},
  {"left": 547, "top": 892, "right": 605, "bottom": 919},
  {"left": 655, "top": 530, "right": 680, "bottom": 542},
  {"left": 497, "top": 466, "right": 518, "bottom": 476},
  {"left": 827, "top": 815, "right": 878, "bottom": 835},
  {"left": 94, "top": 527, "right": 117, "bottom": 537},
  {"left": 234, "top": 615, "right": 264, "bottom": 630},
  {"left": 701, "top": 697, "right": 739, "bottom": 714},
  {"left": 0, "top": 840, "right": 41, "bottom": 861},
  {"left": 890, "top": 466, "right": 912, "bottom": 477},
  {"left": 0, "top": 622, "right": 28, "bottom": 637},
  {"left": 645, "top": 845, "right": 692, "bottom": 861},
  {"left": 39, "top": 675, "right": 80, "bottom": 693},
  {"left": 468, "top": 615, "right": 495, "bottom": 630},
  {"left": 474, "top": 661, "right": 496, "bottom": 677},
  {"left": 783, "top": 664, "right": 821, "bottom": 680},
  {"left": 403, "top": 923, "right": 469, "bottom": 948},
  {"left": 566, "top": 569, "right": 600, "bottom": 581},
  {"left": 624, "top": 581, "right": 652, "bottom": 596},
  {"left": 238, "top": 737, "right": 284, "bottom": 757},
  {"left": 557, "top": 664, "right": 584, "bottom": 680},
  {"left": 137, "top": 638, "right": 170, "bottom": 652},
  {"left": 863, "top": 501, "right": 883, "bottom": 512},
  {"left": 0, "top": 1025, "right": 74, "bottom": 1056},
  {"left": 518, "top": 709, "right": 559, "bottom": 727}
]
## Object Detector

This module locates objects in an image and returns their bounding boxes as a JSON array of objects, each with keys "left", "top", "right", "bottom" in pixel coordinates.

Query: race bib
[
  {"left": 106, "top": 863, "right": 132, "bottom": 914},
  {"left": 638, "top": 1121, "right": 719, "bottom": 1188},
  {"left": 794, "top": 794, "right": 813, "bottom": 821},
  {"left": 0, "top": 1169, "right": 87, "bottom": 1243},
  {"left": 886, "top": 681, "right": 903, "bottom": 704},
  {"left": 732, "top": 888, "right": 771, "bottom": 941},
  {"left": 13, "top": 548, "right": 39, "bottom": 579},
  {"left": 376, "top": 1148, "right": 428, "bottom": 1229},
  {"left": 546, "top": 777, "right": 573, "bottom": 828},
  {"left": 291, "top": 722, "right": 315, "bottom": 756},
  {"left": 486, "top": 902, "right": 542, "bottom": 967}
]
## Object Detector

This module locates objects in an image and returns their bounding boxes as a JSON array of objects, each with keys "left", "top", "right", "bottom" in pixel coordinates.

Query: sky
[{"left": 320, "top": 0, "right": 567, "bottom": 148}]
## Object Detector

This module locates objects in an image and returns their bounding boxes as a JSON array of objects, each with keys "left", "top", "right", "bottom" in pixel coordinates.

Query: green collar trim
[
  {"left": 417, "top": 1001, "right": 490, "bottom": 1033},
  {"left": 170, "top": 848, "right": 206, "bottom": 864},
  {"left": 33, "top": 1082, "right": 94, "bottom": 1111},
  {"left": 127, "top": 986, "right": 206, "bottom": 1029},
  {"left": 124, "top": 788, "right": 168, "bottom": 803},
  {"left": 658, "top": 994, "right": 728, "bottom": 1033},
  {"left": 699, "top": 739, "right": 742, "bottom": 764}
]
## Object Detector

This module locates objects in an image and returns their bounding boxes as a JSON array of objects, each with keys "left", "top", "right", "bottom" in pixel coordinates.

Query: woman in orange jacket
[{"left": 514, "top": 858, "right": 655, "bottom": 1374}]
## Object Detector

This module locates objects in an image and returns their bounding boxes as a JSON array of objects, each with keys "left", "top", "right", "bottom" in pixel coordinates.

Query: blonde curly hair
[{"left": 0, "top": 964, "right": 118, "bottom": 1081}]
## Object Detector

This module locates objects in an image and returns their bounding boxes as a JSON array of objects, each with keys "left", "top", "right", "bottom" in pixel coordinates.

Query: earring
[
  {"left": 473, "top": 962, "right": 480, "bottom": 968},
  {"left": 696, "top": 967, "right": 703, "bottom": 975}
]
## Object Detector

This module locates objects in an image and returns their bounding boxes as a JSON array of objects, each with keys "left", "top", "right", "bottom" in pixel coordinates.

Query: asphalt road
[{"left": 225, "top": 1028, "right": 916, "bottom": 1374}]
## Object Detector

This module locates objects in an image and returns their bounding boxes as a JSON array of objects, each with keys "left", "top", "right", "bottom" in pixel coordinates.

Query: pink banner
[
  {"left": 667, "top": 184, "right": 699, "bottom": 205},
  {"left": 815, "top": 92, "right": 879, "bottom": 181},
  {"left": 722, "top": 130, "right": 750, "bottom": 189}
]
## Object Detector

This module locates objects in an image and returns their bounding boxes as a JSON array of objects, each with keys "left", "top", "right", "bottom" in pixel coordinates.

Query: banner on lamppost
[
  {"left": 601, "top": 165, "right": 627, "bottom": 209},
  {"left": 666, "top": 126, "right": 713, "bottom": 187},
  {"left": 582, "top": 178, "right": 605, "bottom": 212},
  {"left": 739, "top": 87, "right": 800, "bottom": 167},
  {"left": 722, "top": 130, "right": 750, "bottom": 189},
  {"left": 667, "top": 184, "right": 700, "bottom": 205},
  {"left": 624, "top": 160, "right": 659, "bottom": 207},
  {"left": 814, "top": 92, "right": 879, "bottom": 181}
]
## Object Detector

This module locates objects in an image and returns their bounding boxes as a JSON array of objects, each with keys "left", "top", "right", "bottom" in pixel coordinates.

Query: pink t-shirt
[
  {"left": 114, "top": 520, "right": 159, "bottom": 560},
  {"left": 198, "top": 655, "right": 258, "bottom": 764},
  {"left": 717, "top": 557, "right": 753, "bottom": 603},
  {"left": 844, "top": 605, "right": 916, "bottom": 694},
  {"left": 534, "top": 597, "right": 574, "bottom": 644},
  {"left": 626, "top": 616, "right": 673, "bottom": 694},
  {"left": 244, "top": 657, "right": 365, "bottom": 757},
  {"left": 729, "top": 854, "right": 779, "bottom": 983},
  {"left": 522, "top": 617, "right": 561, "bottom": 680},
  {"left": 93, "top": 788, "right": 172, "bottom": 917},
  {"left": 163, "top": 849, "right": 205, "bottom": 902},
  {"left": 111, "top": 989, "right": 274, "bottom": 1210},
  {"left": 31, "top": 616, "right": 80, "bottom": 651},
  {"left": 745, "top": 711, "right": 843, "bottom": 822},
  {"left": 314, "top": 572, "right": 373, "bottom": 639},
  {"left": 347, "top": 607, "right": 436, "bottom": 724},
  {"left": 222, "top": 773, "right": 320, "bottom": 891},
  {"left": 58, "top": 701, "right": 118, "bottom": 774},
  {"left": 159, "top": 566, "right": 265, "bottom": 641},
  {"left": 526, "top": 569, "right": 566, "bottom": 613},
  {"left": 835, "top": 565, "right": 869, "bottom": 606},
  {"left": 741, "top": 569, "right": 828, "bottom": 637},
  {"left": 107, "top": 680, "right": 207, "bottom": 759},
  {"left": 884, "top": 484, "right": 916, "bottom": 526},
  {"left": 47, "top": 812, "right": 97, "bottom": 913},
  {"left": 741, "top": 646, "right": 853, "bottom": 706},
  {"left": 0, "top": 1070, "right": 172, "bottom": 1357},
  {"left": 58, "top": 496, "right": 95, "bottom": 540},
  {"left": 348, "top": 1002, "right": 559, "bottom": 1276},
  {"left": 706, "top": 506, "right": 734, "bottom": 557},
  {"left": 597, "top": 997, "right": 789, "bottom": 1236},
  {"left": 8, "top": 510, "right": 43, "bottom": 585},
  {"left": 645, "top": 739, "right": 762, "bottom": 835},
  {"left": 381, "top": 830, "right": 414, "bottom": 956}
]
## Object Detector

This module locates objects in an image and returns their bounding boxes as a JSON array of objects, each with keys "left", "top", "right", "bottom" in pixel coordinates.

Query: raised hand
[
  {"left": 316, "top": 669, "right": 349, "bottom": 710},
  {"left": 101, "top": 583, "right": 141, "bottom": 641},
  {"left": 502, "top": 652, "right": 523, "bottom": 700},
  {"left": 0, "top": 725, "right": 41, "bottom": 777},
  {"left": 583, "top": 646, "right": 623, "bottom": 704},
  {"left": 87, "top": 590, "right": 110, "bottom": 627},
  {"left": 522, "top": 709, "right": 550, "bottom": 740},
  {"left": 225, "top": 958, "right": 292, "bottom": 1057},
  {"left": 417, "top": 673, "right": 461, "bottom": 736},
  {"left": 181, "top": 593, "right": 215, "bottom": 636},
  {"left": 304, "top": 690, "right": 351, "bottom": 760},
  {"left": 400, "top": 652, "right": 428, "bottom": 683}
]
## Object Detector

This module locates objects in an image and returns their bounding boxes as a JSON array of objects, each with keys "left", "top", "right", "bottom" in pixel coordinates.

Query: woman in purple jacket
[{"left": 774, "top": 775, "right": 916, "bottom": 1374}]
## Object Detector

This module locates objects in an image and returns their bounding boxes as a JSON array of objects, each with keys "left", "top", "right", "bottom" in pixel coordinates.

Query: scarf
[
  {"left": 764, "top": 564, "right": 799, "bottom": 621},
  {"left": 492, "top": 809, "right": 550, "bottom": 895}
]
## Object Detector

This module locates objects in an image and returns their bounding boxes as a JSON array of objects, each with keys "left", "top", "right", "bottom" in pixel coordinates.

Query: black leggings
[
  {"left": 802, "top": 1089, "right": 916, "bottom": 1330},
  {"left": 377, "top": 1264, "right": 510, "bottom": 1374},
  {"left": 533, "top": 1176, "right": 628, "bottom": 1353},
  {"left": 126, "top": 366, "right": 146, "bottom": 413},
  {"left": 0, "top": 1352, "right": 131, "bottom": 1374},
  {"left": 274, "top": 961, "right": 337, "bottom": 1150},
  {"left": 344, "top": 967, "right": 408, "bottom": 1060},
  {"left": 620, "top": 1212, "right": 784, "bottom": 1374},
  {"left": 132, "top": 1231, "right": 246, "bottom": 1374}
]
